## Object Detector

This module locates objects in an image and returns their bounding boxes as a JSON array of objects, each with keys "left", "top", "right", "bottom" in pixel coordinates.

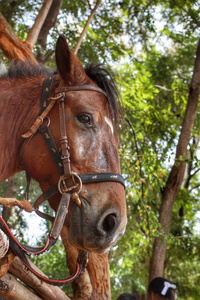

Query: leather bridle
[{"left": 0, "top": 76, "right": 125, "bottom": 286}]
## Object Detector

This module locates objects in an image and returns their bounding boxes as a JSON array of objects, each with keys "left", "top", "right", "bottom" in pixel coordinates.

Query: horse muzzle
[{"left": 67, "top": 184, "right": 127, "bottom": 253}]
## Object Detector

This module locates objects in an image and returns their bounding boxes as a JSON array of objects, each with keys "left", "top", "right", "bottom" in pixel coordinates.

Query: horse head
[{"left": 22, "top": 35, "right": 127, "bottom": 254}]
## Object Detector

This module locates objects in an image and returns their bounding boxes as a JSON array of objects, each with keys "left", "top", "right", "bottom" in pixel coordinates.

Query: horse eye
[{"left": 77, "top": 114, "right": 92, "bottom": 125}]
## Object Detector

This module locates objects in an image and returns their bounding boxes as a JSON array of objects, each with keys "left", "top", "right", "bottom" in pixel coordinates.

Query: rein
[{"left": 0, "top": 76, "right": 125, "bottom": 286}]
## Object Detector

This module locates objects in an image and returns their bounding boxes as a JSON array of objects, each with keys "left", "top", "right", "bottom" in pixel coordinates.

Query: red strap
[{"left": 0, "top": 216, "right": 88, "bottom": 286}]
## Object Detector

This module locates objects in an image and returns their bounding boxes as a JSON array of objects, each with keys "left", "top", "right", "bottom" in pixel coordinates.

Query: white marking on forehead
[{"left": 104, "top": 117, "right": 114, "bottom": 135}]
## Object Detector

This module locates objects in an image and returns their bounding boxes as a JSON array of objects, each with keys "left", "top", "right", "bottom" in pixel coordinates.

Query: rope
[
  {"left": 0, "top": 198, "right": 32, "bottom": 212},
  {"left": 0, "top": 228, "right": 9, "bottom": 259}
]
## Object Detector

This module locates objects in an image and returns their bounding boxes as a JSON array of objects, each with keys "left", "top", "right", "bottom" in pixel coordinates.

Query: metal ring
[
  {"left": 45, "top": 117, "right": 50, "bottom": 127},
  {"left": 57, "top": 92, "right": 65, "bottom": 100},
  {"left": 58, "top": 172, "right": 82, "bottom": 195}
]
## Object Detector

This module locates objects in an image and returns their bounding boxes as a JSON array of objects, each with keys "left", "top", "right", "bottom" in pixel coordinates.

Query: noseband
[{"left": 0, "top": 76, "right": 125, "bottom": 286}]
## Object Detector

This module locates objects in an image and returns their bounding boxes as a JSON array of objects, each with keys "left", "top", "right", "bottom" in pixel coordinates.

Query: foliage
[
  {"left": 109, "top": 6, "right": 200, "bottom": 295},
  {"left": 1, "top": 1, "right": 200, "bottom": 299}
]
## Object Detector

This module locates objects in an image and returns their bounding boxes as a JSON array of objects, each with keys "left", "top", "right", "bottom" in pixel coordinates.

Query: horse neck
[{"left": 0, "top": 76, "right": 45, "bottom": 182}]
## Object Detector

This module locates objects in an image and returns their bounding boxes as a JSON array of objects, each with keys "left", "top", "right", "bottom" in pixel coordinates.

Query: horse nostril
[
  {"left": 103, "top": 214, "right": 116, "bottom": 232},
  {"left": 97, "top": 212, "right": 118, "bottom": 236}
]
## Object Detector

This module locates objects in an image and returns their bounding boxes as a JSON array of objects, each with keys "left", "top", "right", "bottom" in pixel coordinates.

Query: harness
[{"left": 0, "top": 76, "right": 125, "bottom": 285}]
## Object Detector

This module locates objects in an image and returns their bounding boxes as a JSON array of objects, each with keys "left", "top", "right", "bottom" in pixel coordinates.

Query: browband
[{"left": 56, "top": 84, "right": 108, "bottom": 99}]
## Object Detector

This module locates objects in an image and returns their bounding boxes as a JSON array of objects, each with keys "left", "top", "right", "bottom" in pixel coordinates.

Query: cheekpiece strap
[
  {"left": 38, "top": 125, "right": 64, "bottom": 175},
  {"left": 40, "top": 75, "right": 55, "bottom": 114}
]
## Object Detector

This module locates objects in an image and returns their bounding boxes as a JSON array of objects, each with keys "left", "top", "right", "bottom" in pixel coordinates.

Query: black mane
[
  {"left": 0, "top": 61, "right": 53, "bottom": 79},
  {"left": 85, "top": 63, "right": 121, "bottom": 124}
]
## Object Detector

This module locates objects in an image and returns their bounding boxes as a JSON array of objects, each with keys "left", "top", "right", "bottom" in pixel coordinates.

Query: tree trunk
[
  {"left": 26, "top": 0, "right": 54, "bottom": 47},
  {"left": 37, "top": 0, "right": 63, "bottom": 63},
  {"left": 0, "top": 0, "right": 54, "bottom": 64},
  {"left": 38, "top": 0, "right": 63, "bottom": 50},
  {"left": 0, "top": 13, "right": 37, "bottom": 64},
  {"left": 149, "top": 38, "right": 200, "bottom": 281}
]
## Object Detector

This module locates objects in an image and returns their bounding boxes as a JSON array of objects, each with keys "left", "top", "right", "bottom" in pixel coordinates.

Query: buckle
[{"left": 58, "top": 172, "right": 82, "bottom": 195}]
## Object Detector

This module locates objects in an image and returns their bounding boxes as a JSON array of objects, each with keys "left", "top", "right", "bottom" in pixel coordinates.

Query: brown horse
[{"left": 0, "top": 35, "right": 126, "bottom": 299}]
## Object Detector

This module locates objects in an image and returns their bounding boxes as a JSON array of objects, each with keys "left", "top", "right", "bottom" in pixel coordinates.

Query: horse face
[
  {"left": 54, "top": 35, "right": 126, "bottom": 253},
  {"left": 22, "top": 35, "right": 126, "bottom": 254}
]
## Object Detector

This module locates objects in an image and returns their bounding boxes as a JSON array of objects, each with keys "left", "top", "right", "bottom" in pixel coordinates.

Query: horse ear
[{"left": 55, "top": 35, "right": 86, "bottom": 84}]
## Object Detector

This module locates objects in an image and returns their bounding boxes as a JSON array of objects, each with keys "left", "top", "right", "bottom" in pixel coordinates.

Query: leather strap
[
  {"left": 50, "top": 193, "right": 70, "bottom": 240},
  {"left": 58, "top": 93, "right": 72, "bottom": 177},
  {"left": 39, "top": 125, "right": 64, "bottom": 175},
  {"left": 40, "top": 75, "right": 55, "bottom": 114},
  {"left": 0, "top": 217, "right": 88, "bottom": 286},
  {"left": 56, "top": 84, "right": 108, "bottom": 99},
  {"left": 0, "top": 217, "right": 55, "bottom": 255},
  {"left": 33, "top": 172, "right": 125, "bottom": 223},
  {"left": 21, "top": 95, "right": 59, "bottom": 139},
  {"left": 79, "top": 173, "right": 125, "bottom": 187}
]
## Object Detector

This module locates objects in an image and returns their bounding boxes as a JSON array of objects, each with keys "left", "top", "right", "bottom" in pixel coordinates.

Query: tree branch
[
  {"left": 190, "top": 182, "right": 200, "bottom": 192},
  {"left": 0, "top": 272, "right": 42, "bottom": 300},
  {"left": 0, "top": 12, "right": 37, "bottom": 64},
  {"left": 74, "top": 0, "right": 101, "bottom": 55},
  {"left": 9, "top": 256, "right": 70, "bottom": 300}
]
